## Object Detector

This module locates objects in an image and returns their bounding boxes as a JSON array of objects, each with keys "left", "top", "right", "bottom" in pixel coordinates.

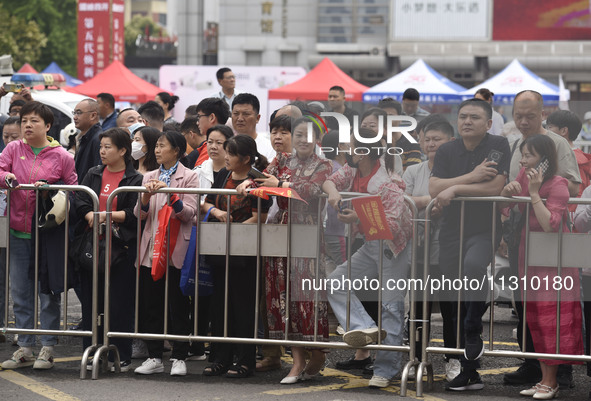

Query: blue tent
[
  {"left": 363, "top": 59, "right": 467, "bottom": 104},
  {"left": 41, "top": 62, "right": 83, "bottom": 87}
]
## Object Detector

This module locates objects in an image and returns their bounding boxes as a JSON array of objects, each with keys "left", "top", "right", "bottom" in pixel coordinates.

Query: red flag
[
  {"left": 351, "top": 196, "right": 393, "bottom": 241},
  {"left": 249, "top": 186, "right": 308, "bottom": 204}
]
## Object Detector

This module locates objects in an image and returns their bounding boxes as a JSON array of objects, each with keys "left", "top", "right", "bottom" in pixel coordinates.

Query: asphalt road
[{"left": 1, "top": 291, "right": 590, "bottom": 400}]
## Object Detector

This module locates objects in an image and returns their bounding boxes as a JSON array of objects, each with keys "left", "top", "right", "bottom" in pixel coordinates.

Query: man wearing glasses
[
  {"left": 73, "top": 99, "right": 101, "bottom": 183},
  {"left": 193, "top": 97, "right": 230, "bottom": 167}
]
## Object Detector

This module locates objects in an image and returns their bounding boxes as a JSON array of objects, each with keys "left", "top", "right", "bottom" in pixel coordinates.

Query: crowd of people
[{"left": 1, "top": 67, "right": 591, "bottom": 399}]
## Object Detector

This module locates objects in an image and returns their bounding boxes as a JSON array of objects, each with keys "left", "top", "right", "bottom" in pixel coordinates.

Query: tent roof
[
  {"left": 363, "top": 59, "right": 466, "bottom": 104},
  {"left": 17, "top": 63, "right": 38, "bottom": 74},
  {"left": 460, "top": 59, "right": 560, "bottom": 104},
  {"left": 69, "top": 60, "right": 166, "bottom": 103},
  {"left": 268, "top": 58, "right": 368, "bottom": 101},
  {"left": 42, "top": 62, "right": 82, "bottom": 87}
]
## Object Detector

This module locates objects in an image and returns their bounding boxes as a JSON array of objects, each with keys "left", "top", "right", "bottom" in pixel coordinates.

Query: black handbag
[
  {"left": 71, "top": 225, "right": 127, "bottom": 273},
  {"left": 502, "top": 209, "right": 525, "bottom": 250}
]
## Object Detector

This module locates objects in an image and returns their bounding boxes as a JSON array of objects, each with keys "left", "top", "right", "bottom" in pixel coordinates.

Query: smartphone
[
  {"left": 2, "top": 83, "right": 23, "bottom": 93},
  {"left": 248, "top": 167, "right": 267, "bottom": 179},
  {"left": 535, "top": 156, "right": 549, "bottom": 176}
]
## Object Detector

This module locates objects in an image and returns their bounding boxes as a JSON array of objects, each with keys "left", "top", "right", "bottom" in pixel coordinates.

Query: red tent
[
  {"left": 17, "top": 63, "right": 38, "bottom": 73},
  {"left": 69, "top": 60, "right": 166, "bottom": 103},
  {"left": 268, "top": 58, "right": 368, "bottom": 101}
]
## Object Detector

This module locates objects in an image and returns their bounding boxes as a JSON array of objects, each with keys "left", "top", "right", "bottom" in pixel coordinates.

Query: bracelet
[
  {"left": 531, "top": 198, "right": 542, "bottom": 206},
  {"left": 277, "top": 180, "right": 284, "bottom": 188}
]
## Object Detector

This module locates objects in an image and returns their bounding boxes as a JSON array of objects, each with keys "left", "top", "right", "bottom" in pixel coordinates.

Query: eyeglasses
[
  {"left": 72, "top": 110, "right": 92, "bottom": 116},
  {"left": 196, "top": 114, "right": 208, "bottom": 119}
]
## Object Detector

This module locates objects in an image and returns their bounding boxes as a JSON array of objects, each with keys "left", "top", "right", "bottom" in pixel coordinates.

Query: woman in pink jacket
[
  {"left": 133, "top": 131, "right": 198, "bottom": 377},
  {"left": 0, "top": 102, "right": 77, "bottom": 370}
]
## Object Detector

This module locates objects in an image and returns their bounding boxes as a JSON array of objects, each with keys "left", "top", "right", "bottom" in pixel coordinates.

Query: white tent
[
  {"left": 461, "top": 59, "right": 561, "bottom": 105},
  {"left": 363, "top": 59, "right": 466, "bottom": 104}
]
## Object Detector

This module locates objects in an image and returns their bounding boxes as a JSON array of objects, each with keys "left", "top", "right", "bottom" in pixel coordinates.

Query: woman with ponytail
[{"left": 201, "top": 135, "right": 272, "bottom": 378}]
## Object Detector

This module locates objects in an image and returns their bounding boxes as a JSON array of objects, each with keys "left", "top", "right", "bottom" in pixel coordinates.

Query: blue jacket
[{"left": 101, "top": 112, "right": 117, "bottom": 131}]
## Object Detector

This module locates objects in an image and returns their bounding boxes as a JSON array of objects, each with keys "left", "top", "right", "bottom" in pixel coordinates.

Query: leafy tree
[
  {"left": 125, "top": 14, "right": 167, "bottom": 56},
  {"left": 0, "top": 4, "right": 47, "bottom": 69},
  {"left": 0, "top": 0, "right": 77, "bottom": 76}
]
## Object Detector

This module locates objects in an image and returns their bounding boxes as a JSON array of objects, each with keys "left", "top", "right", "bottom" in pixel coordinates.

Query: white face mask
[
  {"left": 128, "top": 122, "right": 145, "bottom": 137},
  {"left": 131, "top": 141, "right": 146, "bottom": 160}
]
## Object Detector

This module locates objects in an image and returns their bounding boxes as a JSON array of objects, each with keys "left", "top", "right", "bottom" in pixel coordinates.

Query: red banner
[
  {"left": 351, "top": 196, "right": 393, "bottom": 241},
  {"left": 249, "top": 186, "right": 307, "bottom": 204},
  {"left": 493, "top": 0, "right": 591, "bottom": 40},
  {"left": 78, "top": 0, "right": 125, "bottom": 81}
]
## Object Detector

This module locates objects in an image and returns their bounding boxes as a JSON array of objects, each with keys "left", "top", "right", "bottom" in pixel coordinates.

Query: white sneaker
[
  {"left": 445, "top": 358, "right": 461, "bottom": 382},
  {"left": 408, "top": 365, "right": 426, "bottom": 380},
  {"left": 134, "top": 358, "right": 164, "bottom": 375},
  {"left": 170, "top": 359, "right": 187, "bottom": 376},
  {"left": 1, "top": 348, "right": 36, "bottom": 369},
  {"left": 33, "top": 346, "right": 54, "bottom": 370},
  {"left": 368, "top": 375, "right": 391, "bottom": 388},
  {"left": 185, "top": 352, "right": 207, "bottom": 361}
]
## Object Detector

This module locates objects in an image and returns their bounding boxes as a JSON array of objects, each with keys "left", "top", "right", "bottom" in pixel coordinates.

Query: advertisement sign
[
  {"left": 78, "top": 0, "right": 125, "bottom": 81},
  {"left": 392, "top": 0, "right": 489, "bottom": 40},
  {"left": 494, "top": 0, "right": 591, "bottom": 40},
  {"left": 159, "top": 65, "right": 306, "bottom": 133}
]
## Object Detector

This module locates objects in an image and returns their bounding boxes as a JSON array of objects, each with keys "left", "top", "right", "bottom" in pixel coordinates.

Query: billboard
[
  {"left": 493, "top": 0, "right": 591, "bottom": 40},
  {"left": 78, "top": 0, "right": 125, "bottom": 81},
  {"left": 159, "top": 66, "right": 307, "bottom": 133},
  {"left": 392, "top": 0, "right": 489, "bottom": 40}
]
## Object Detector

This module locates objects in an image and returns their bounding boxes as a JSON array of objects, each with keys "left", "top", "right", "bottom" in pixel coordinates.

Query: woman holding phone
[{"left": 501, "top": 134, "right": 583, "bottom": 399}]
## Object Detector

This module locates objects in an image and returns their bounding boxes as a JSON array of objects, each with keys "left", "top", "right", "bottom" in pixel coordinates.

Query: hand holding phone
[
  {"left": 2, "top": 83, "right": 24, "bottom": 93},
  {"left": 534, "top": 156, "right": 549, "bottom": 177},
  {"left": 248, "top": 167, "right": 267, "bottom": 179}
]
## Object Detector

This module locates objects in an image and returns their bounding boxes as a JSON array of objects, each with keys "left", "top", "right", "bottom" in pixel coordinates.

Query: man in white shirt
[
  {"left": 231, "top": 93, "right": 276, "bottom": 161},
  {"left": 211, "top": 67, "right": 241, "bottom": 108}
]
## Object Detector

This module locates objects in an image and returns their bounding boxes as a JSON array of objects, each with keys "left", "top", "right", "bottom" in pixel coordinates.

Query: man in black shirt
[
  {"left": 429, "top": 98, "right": 510, "bottom": 391},
  {"left": 326, "top": 85, "right": 358, "bottom": 131}
]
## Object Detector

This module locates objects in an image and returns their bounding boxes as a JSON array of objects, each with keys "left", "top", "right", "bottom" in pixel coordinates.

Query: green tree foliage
[
  {"left": 125, "top": 14, "right": 167, "bottom": 56},
  {"left": 0, "top": 4, "right": 47, "bottom": 70},
  {"left": 0, "top": 0, "right": 77, "bottom": 76}
]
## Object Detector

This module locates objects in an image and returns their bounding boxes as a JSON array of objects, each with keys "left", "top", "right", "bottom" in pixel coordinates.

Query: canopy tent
[
  {"left": 17, "top": 63, "right": 38, "bottom": 73},
  {"left": 460, "top": 59, "right": 560, "bottom": 105},
  {"left": 363, "top": 59, "right": 467, "bottom": 104},
  {"left": 68, "top": 60, "right": 166, "bottom": 103},
  {"left": 268, "top": 57, "right": 368, "bottom": 101},
  {"left": 42, "top": 62, "right": 82, "bottom": 87}
]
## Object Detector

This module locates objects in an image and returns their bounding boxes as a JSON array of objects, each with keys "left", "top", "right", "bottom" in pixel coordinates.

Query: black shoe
[
  {"left": 446, "top": 369, "right": 484, "bottom": 391},
  {"left": 503, "top": 362, "right": 542, "bottom": 385},
  {"left": 362, "top": 362, "right": 374, "bottom": 375},
  {"left": 335, "top": 356, "right": 372, "bottom": 370},
  {"left": 557, "top": 366, "right": 574, "bottom": 389},
  {"left": 464, "top": 333, "right": 484, "bottom": 361}
]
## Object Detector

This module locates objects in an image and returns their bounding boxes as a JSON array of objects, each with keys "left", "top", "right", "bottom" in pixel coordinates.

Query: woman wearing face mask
[
  {"left": 75, "top": 128, "right": 143, "bottom": 372},
  {"left": 194, "top": 125, "right": 233, "bottom": 206},
  {"left": 501, "top": 135, "right": 583, "bottom": 399},
  {"left": 134, "top": 131, "right": 198, "bottom": 377},
  {"left": 132, "top": 127, "right": 161, "bottom": 174},
  {"left": 201, "top": 135, "right": 271, "bottom": 379},
  {"left": 322, "top": 127, "right": 413, "bottom": 389},
  {"left": 240, "top": 117, "right": 332, "bottom": 384}
]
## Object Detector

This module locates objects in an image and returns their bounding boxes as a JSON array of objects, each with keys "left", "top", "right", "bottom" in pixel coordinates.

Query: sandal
[
  {"left": 226, "top": 364, "right": 253, "bottom": 378},
  {"left": 203, "top": 362, "right": 228, "bottom": 376},
  {"left": 256, "top": 357, "right": 281, "bottom": 372}
]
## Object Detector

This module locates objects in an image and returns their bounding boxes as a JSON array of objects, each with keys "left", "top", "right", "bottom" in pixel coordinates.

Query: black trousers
[
  {"left": 81, "top": 256, "right": 135, "bottom": 362},
  {"left": 138, "top": 265, "right": 191, "bottom": 360},
  {"left": 209, "top": 255, "right": 257, "bottom": 370}
]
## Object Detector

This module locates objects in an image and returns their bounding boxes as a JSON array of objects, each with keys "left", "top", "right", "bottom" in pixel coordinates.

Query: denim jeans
[
  {"left": 328, "top": 240, "right": 410, "bottom": 379},
  {"left": 10, "top": 234, "right": 60, "bottom": 347}
]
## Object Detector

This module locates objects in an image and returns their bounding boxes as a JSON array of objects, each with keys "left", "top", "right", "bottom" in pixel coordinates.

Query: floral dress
[{"left": 264, "top": 152, "right": 332, "bottom": 341}]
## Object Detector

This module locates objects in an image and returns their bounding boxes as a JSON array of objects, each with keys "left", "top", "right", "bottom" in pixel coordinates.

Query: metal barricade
[
  {"left": 0, "top": 184, "right": 100, "bottom": 380},
  {"left": 415, "top": 195, "right": 591, "bottom": 397},
  {"left": 95, "top": 186, "right": 420, "bottom": 392}
]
